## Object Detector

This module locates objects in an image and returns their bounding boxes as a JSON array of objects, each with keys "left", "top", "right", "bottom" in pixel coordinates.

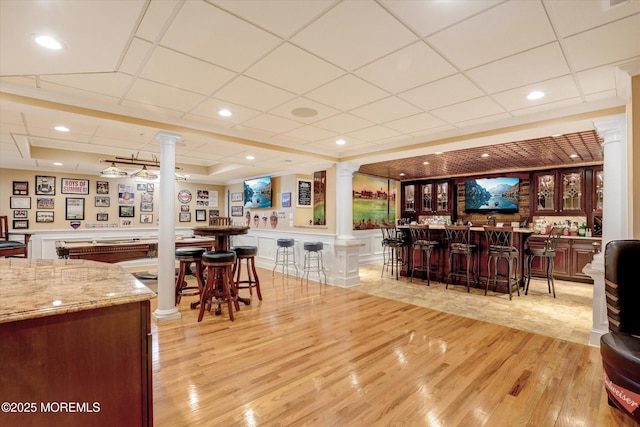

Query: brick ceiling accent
[{"left": 358, "top": 130, "right": 603, "bottom": 181}]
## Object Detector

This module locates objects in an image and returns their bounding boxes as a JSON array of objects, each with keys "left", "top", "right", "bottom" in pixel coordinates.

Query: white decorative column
[
  {"left": 333, "top": 162, "right": 363, "bottom": 287},
  {"left": 585, "top": 114, "right": 629, "bottom": 346},
  {"left": 152, "top": 131, "right": 182, "bottom": 322}
]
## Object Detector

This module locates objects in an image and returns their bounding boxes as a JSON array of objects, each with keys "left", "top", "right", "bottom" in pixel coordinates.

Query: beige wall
[
  {"left": 632, "top": 75, "right": 639, "bottom": 238},
  {"left": 0, "top": 168, "right": 225, "bottom": 231}
]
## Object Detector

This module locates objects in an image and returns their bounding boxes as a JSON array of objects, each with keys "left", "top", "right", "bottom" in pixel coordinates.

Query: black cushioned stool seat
[
  {"left": 273, "top": 238, "right": 298, "bottom": 277},
  {"left": 600, "top": 332, "right": 640, "bottom": 422},
  {"left": 199, "top": 251, "right": 239, "bottom": 321},
  {"left": 175, "top": 247, "right": 206, "bottom": 307},
  {"left": 232, "top": 246, "right": 262, "bottom": 302},
  {"left": 301, "top": 242, "right": 326, "bottom": 284}
]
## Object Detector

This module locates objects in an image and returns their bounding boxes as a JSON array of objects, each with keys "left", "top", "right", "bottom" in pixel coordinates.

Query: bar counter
[
  {"left": 397, "top": 225, "right": 533, "bottom": 292},
  {"left": 0, "top": 258, "right": 155, "bottom": 426}
]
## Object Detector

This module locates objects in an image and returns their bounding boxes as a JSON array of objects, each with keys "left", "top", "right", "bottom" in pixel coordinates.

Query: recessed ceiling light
[
  {"left": 245, "top": 155, "right": 255, "bottom": 160},
  {"left": 569, "top": 153, "right": 579, "bottom": 158},
  {"left": 54, "top": 125, "right": 69, "bottom": 132},
  {"left": 53, "top": 162, "right": 63, "bottom": 166},
  {"left": 399, "top": 173, "right": 406, "bottom": 176},
  {"left": 527, "top": 91, "right": 545, "bottom": 100},
  {"left": 551, "top": 133, "right": 562, "bottom": 137},
  {"left": 423, "top": 161, "right": 429, "bottom": 165},
  {"left": 481, "top": 153, "right": 490, "bottom": 158},
  {"left": 435, "top": 151, "right": 443, "bottom": 155},
  {"left": 336, "top": 139, "right": 346, "bottom": 145},
  {"left": 218, "top": 109, "right": 232, "bottom": 117},
  {"left": 35, "top": 35, "right": 62, "bottom": 50}
]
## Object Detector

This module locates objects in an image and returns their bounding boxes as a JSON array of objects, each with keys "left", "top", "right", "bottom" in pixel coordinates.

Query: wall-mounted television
[
  {"left": 243, "top": 176, "right": 272, "bottom": 209},
  {"left": 464, "top": 177, "right": 520, "bottom": 213}
]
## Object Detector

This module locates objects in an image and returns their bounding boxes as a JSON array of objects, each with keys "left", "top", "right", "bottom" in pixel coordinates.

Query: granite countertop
[
  {"left": 398, "top": 224, "right": 533, "bottom": 233},
  {"left": 0, "top": 258, "right": 156, "bottom": 324}
]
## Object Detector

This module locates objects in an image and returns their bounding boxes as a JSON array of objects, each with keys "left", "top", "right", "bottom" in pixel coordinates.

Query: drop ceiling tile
[
  {"left": 453, "top": 112, "right": 512, "bottom": 129},
  {"left": 564, "top": 14, "right": 640, "bottom": 71},
  {"left": 427, "top": 1, "right": 555, "bottom": 70},
  {"left": 136, "top": 0, "right": 181, "bottom": 41},
  {"left": 399, "top": 74, "right": 484, "bottom": 111},
  {"left": 576, "top": 65, "right": 617, "bottom": 95},
  {"left": 384, "top": 112, "right": 448, "bottom": 134},
  {"left": 431, "top": 96, "right": 505, "bottom": 124},
  {"left": 140, "top": 46, "right": 236, "bottom": 95},
  {"left": 120, "top": 98, "right": 185, "bottom": 117},
  {"left": 355, "top": 42, "right": 458, "bottom": 93},
  {"left": 242, "top": 113, "right": 303, "bottom": 135},
  {"left": 350, "top": 96, "right": 423, "bottom": 124},
  {"left": 545, "top": 0, "right": 640, "bottom": 37},
  {"left": 380, "top": 0, "right": 501, "bottom": 37},
  {"left": 120, "top": 38, "right": 153, "bottom": 75},
  {"left": 347, "top": 125, "right": 402, "bottom": 142},
  {"left": 585, "top": 89, "right": 619, "bottom": 102},
  {"left": 312, "top": 113, "right": 375, "bottom": 134},
  {"left": 213, "top": 76, "right": 296, "bottom": 112},
  {"left": 492, "top": 75, "right": 581, "bottom": 111},
  {"left": 38, "top": 80, "right": 122, "bottom": 105},
  {"left": 410, "top": 124, "right": 464, "bottom": 138},
  {"left": 40, "top": 72, "right": 133, "bottom": 99},
  {"left": 269, "top": 97, "right": 340, "bottom": 124},
  {"left": 291, "top": 1, "right": 417, "bottom": 71},
  {"left": 510, "top": 97, "right": 583, "bottom": 117},
  {"left": 245, "top": 43, "right": 344, "bottom": 94},
  {"left": 306, "top": 74, "right": 388, "bottom": 111},
  {"left": 160, "top": 0, "right": 281, "bottom": 72},
  {"left": 281, "top": 125, "right": 337, "bottom": 143},
  {"left": 125, "top": 78, "right": 206, "bottom": 112},
  {"left": 213, "top": 0, "right": 334, "bottom": 39},
  {"left": 467, "top": 43, "right": 570, "bottom": 94}
]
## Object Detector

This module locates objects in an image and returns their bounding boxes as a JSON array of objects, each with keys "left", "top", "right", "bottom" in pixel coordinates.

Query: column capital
[
  {"left": 155, "top": 131, "right": 181, "bottom": 144},
  {"left": 335, "top": 162, "right": 360, "bottom": 177},
  {"left": 593, "top": 114, "right": 625, "bottom": 145}
]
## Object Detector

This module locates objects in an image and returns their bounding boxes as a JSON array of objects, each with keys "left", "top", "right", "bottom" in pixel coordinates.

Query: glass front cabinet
[
  {"left": 402, "top": 180, "right": 451, "bottom": 218},
  {"left": 533, "top": 169, "right": 585, "bottom": 215}
]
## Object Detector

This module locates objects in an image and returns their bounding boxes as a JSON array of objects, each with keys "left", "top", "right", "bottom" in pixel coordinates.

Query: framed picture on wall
[
  {"left": 36, "top": 211, "right": 54, "bottom": 223},
  {"left": 140, "top": 202, "right": 153, "bottom": 212},
  {"left": 95, "top": 196, "right": 110, "bottom": 207},
  {"left": 13, "top": 181, "right": 29, "bottom": 195},
  {"left": 297, "top": 179, "right": 312, "bottom": 207},
  {"left": 119, "top": 205, "right": 134, "bottom": 217},
  {"left": 13, "top": 210, "right": 28, "bottom": 219},
  {"left": 65, "top": 197, "right": 85, "bottom": 220},
  {"left": 35, "top": 175, "right": 55, "bottom": 195},
  {"left": 96, "top": 181, "right": 109, "bottom": 194},
  {"left": 195, "top": 209, "right": 206, "bottom": 221},
  {"left": 231, "top": 192, "right": 243, "bottom": 202},
  {"left": 10, "top": 196, "right": 31, "bottom": 209},
  {"left": 13, "top": 220, "right": 29, "bottom": 229},
  {"left": 179, "top": 212, "right": 191, "bottom": 222},
  {"left": 97, "top": 213, "right": 109, "bottom": 221},
  {"left": 36, "top": 197, "right": 54, "bottom": 209},
  {"left": 231, "top": 206, "right": 243, "bottom": 216},
  {"left": 282, "top": 192, "right": 291, "bottom": 208},
  {"left": 140, "top": 214, "right": 153, "bottom": 224},
  {"left": 61, "top": 178, "right": 89, "bottom": 195}
]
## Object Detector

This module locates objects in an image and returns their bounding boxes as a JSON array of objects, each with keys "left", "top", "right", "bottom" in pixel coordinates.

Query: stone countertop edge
[{"left": 0, "top": 258, "right": 156, "bottom": 325}]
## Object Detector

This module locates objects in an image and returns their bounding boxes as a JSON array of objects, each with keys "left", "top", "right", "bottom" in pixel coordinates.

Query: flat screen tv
[
  {"left": 243, "top": 176, "right": 272, "bottom": 209},
  {"left": 464, "top": 177, "right": 520, "bottom": 213}
]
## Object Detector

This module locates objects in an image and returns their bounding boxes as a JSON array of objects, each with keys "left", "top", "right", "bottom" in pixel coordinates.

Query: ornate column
[
  {"left": 585, "top": 114, "right": 629, "bottom": 346},
  {"left": 152, "top": 131, "right": 182, "bottom": 322},
  {"left": 333, "top": 162, "right": 363, "bottom": 287}
]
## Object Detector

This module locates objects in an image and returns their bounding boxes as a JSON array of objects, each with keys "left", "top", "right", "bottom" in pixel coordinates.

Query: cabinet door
[
  {"left": 403, "top": 184, "right": 416, "bottom": 213},
  {"left": 553, "top": 241, "right": 570, "bottom": 276},
  {"left": 420, "top": 183, "right": 434, "bottom": 213},
  {"left": 560, "top": 170, "right": 585, "bottom": 213},
  {"left": 435, "top": 181, "right": 450, "bottom": 213},
  {"left": 533, "top": 172, "right": 556, "bottom": 214},
  {"left": 571, "top": 240, "right": 597, "bottom": 279},
  {"left": 592, "top": 168, "right": 603, "bottom": 213}
]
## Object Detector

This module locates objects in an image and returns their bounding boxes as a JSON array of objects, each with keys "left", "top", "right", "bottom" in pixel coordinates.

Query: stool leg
[
  {"left": 548, "top": 257, "right": 556, "bottom": 298},
  {"left": 198, "top": 269, "right": 214, "bottom": 322},
  {"left": 175, "top": 261, "right": 188, "bottom": 305},
  {"left": 249, "top": 256, "right": 262, "bottom": 300}
]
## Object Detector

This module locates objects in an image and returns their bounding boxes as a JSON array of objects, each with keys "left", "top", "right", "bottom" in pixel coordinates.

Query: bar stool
[
  {"left": 484, "top": 226, "right": 519, "bottom": 300},
  {"left": 409, "top": 225, "right": 438, "bottom": 285},
  {"left": 199, "top": 251, "right": 239, "bottom": 321},
  {"left": 272, "top": 238, "right": 298, "bottom": 277},
  {"left": 444, "top": 225, "right": 477, "bottom": 292},
  {"left": 524, "top": 226, "right": 563, "bottom": 298},
  {"left": 231, "top": 246, "right": 262, "bottom": 301},
  {"left": 175, "top": 247, "right": 206, "bottom": 307},
  {"left": 381, "top": 225, "right": 405, "bottom": 280},
  {"left": 301, "top": 241, "right": 326, "bottom": 284}
]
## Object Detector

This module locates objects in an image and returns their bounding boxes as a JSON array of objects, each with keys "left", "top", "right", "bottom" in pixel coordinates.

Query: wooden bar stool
[
  {"left": 199, "top": 251, "right": 239, "bottom": 321},
  {"left": 301, "top": 241, "right": 326, "bottom": 284},
  {"left": 231, "top": 246, "right": 262, "bottom": 301},
  {"left": 174, "top": 247, "right": 206, "bottom": 307},
  {"left": 409, "top": 225, "right": 438, "bottom": 285},
  {"left": 524, "top": 226, "right": 563, "bottom": 298},
  {"left": 444, "top": 225, "right": 477, "bottom": 292},
  {"left": 484, "top": 226, "right": 519, "bottom": 300},
  {"left": 380, "top": 225, "right": 405, "bottom": 280},
  {"left": 272, "top": 238, "right": 298, "bottom": 277}
]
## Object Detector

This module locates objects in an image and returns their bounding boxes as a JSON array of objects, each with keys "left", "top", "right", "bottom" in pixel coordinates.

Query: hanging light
[
  {"left": 100, "top": 162, "right": 128, "bottom": 178},
  {"left": 131, "top": 165, "right": 159, "bottom": 181}
]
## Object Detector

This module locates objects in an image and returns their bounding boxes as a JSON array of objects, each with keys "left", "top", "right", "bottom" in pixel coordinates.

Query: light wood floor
[{"left": 148, "top": 266, "right": 637, "bottom": 426}]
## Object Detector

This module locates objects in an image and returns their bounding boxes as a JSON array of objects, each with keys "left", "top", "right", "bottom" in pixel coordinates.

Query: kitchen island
[{"left": 0, "top": 258, "right": 156, "bottom": 426}]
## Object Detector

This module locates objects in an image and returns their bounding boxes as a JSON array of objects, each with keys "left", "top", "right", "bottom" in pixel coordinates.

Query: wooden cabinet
[
  {"left": 532, "top": 169, "right": 586, "bottom": 215},
  {"left": 402, "top": 180, "right": 451, "bottom": 217},
  {"left": 526, "top": 236, "right": 599, "bottom": 283}
]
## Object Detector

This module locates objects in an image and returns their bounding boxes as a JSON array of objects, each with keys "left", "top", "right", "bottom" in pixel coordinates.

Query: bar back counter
[{"left": 0, "top": 258, "right": 156, "bottom": 426}]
